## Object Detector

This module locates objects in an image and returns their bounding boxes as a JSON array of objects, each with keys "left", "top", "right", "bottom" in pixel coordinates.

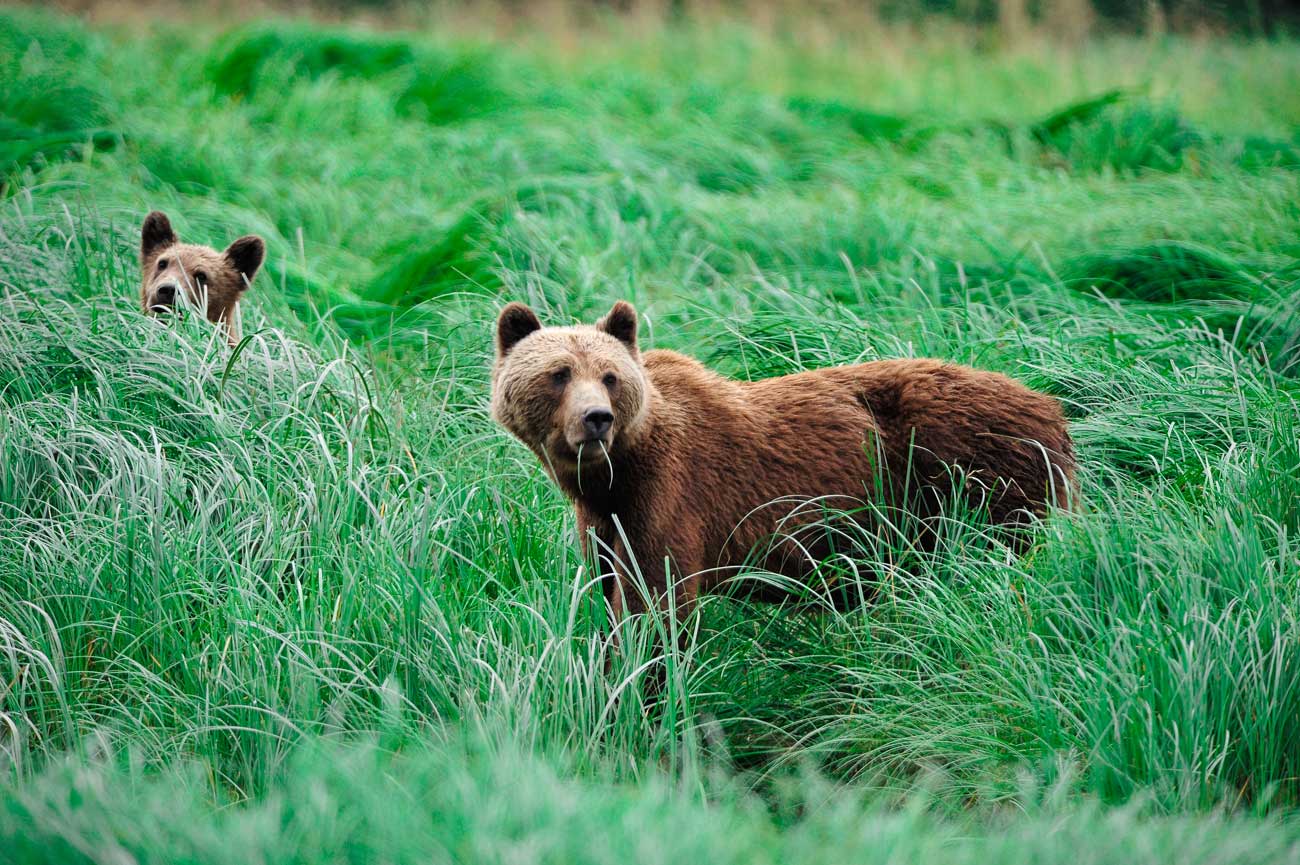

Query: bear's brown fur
[
  {"left": 139, "top": 211, "right": 265, "bottom": 345},
  {"left": 492, "top": 301, "right": 1075, "bottom": 624}
]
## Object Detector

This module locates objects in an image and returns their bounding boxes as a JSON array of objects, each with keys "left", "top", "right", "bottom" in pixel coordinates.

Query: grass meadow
[{"left": 2, "top": 3, "right": 1300, "bottom": 861}]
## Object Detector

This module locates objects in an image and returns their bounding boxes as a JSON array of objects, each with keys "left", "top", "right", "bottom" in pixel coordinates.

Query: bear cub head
[
  {"left": 140, "top": 210, "right": 265, "bottom": 344},
  {"left": 492, "top": 301, "right": 651, "bottom": 471}
]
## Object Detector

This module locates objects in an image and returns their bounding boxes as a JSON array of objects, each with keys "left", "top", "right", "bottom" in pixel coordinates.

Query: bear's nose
[
  {"left": 155, "top": 283, "right": 176, "bottom": 304},
  {"left": 582, "top": 408, "right": 614, "bottom": 440}
]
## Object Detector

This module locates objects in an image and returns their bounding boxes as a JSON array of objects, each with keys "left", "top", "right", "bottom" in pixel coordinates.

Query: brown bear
[
  {"left": 140, "top": 210, "right": 265, "bottom": 345},
  {"left": 492, "top": 301, "right": 1075, "bottom": 625}
]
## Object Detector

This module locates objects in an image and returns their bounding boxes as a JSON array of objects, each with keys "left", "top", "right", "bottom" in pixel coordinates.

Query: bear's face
[
  {"left": 140, "top": 211, "right": 264, "bottom": 341},
  {"left": 492, "top": 301, "right": 650, "bottom": 470}
]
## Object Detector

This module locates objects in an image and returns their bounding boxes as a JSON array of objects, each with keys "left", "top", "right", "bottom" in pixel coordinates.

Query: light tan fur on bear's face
[
  {"left": 492, "top": 302, "right": 651, "bottom": 473},
  {"left": 139, "top": 210, "right": 265, "bottom": 345}
]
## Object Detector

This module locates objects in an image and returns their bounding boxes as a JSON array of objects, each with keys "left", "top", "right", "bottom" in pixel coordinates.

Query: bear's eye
[
  {"left": 550, "top": 368, "right": 571, "bottom": 387},
  {"left": 602, "top": 372, "right": 618, "bottom": 389},
  {"left": 194, "top": 270, "right": 207, "bottom": 285},
  {"left": 156, "top": 258, "right": 169, "bottom": 271}
]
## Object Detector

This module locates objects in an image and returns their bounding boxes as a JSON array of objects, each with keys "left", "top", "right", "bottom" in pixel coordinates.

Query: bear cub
[
  {"left": 492, "top": 301, "right": 1075, "bottom": 625},
  {"left": 140, "top": 210, "right": 265, "bottom": 345}
]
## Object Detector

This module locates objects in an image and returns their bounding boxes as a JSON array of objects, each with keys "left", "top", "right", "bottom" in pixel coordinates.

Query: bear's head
[
  {"left": 492, "top": 301, "right": 652, "bottom": 472},
  {"left": 140, "top": 210, "right": 265, "bottom": 344}
]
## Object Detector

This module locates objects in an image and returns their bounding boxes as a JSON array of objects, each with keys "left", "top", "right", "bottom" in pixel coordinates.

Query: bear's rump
[{"left": 695, "top": 361, "right": 1072, "bottom": 598}]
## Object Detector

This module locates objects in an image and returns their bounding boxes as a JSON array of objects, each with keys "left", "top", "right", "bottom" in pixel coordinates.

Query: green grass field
[{"left": 2, "top": 4, "right": 1300, "bottom": 861}]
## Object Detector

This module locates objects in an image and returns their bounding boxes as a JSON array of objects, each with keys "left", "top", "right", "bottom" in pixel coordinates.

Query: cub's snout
[{"left": 146, "top": 281, "right": 178, "bottom": 311}]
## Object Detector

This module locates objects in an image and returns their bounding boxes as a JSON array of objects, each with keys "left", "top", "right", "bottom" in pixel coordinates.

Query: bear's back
[{"left": 641, "top": 352, "right": 1073, "bottom": 526}]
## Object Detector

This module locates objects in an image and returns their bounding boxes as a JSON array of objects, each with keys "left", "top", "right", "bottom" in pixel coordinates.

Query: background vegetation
[{"left": 1, "top": 2, "right": 1299, "bottom": 861}]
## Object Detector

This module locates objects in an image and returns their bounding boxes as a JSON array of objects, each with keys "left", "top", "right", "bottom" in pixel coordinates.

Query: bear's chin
[
  {"left": 550, "top": 440, "right": 614, "bottom": 466},
  {"left": 147, "top": 306, "right": 188, "bottom": 318}
]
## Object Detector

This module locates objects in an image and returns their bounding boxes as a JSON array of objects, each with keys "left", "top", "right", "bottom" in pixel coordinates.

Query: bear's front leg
[
  {"left": 608, "top": 524, "right": 701, "bottom": 624},
  {"left": 614, "top": 534, "right": 703, "bottom": 658},
  {"left": 617, "top": 547, "right": 702, "bottom": 702},
  {"left": 576, "top": 510, "right": 620, "bottom": 644}
]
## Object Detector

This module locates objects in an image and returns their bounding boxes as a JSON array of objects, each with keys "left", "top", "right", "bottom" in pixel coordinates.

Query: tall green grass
[{"left": 1, "top": 5, "right": 1299, "bottom": 861}]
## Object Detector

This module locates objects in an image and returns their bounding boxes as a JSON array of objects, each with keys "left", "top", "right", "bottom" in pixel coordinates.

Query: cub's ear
[
  {"left": 224, "top": 235, "right": 266, "bottom": 287},
  {"left": 496, "top": 302, "right": 542, "bottom": 357},
  {"left": 597, "top": 300, "right": 638, "bottom": 353},
  {"left": 141, "top": 211, "right": 176, "bottom": 261}
]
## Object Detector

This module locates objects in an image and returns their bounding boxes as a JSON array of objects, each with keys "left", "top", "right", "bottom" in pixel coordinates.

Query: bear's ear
[
  {"left": 597, "top": 301, "right": 638, "bottom": 353},
  {"left": 224, "top": 235, "right": 266, "bottom": 287},
  {"left": 141, "top": 211, "right": 176, "bottom": 261},
  {"left": 496, "top": 303, "right": 542, "bottom": 357}
]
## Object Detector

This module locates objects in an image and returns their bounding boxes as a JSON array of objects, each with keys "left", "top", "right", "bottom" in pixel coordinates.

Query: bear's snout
[
  {"left": 582, "top": 408, "right": 614, "bottom": 440},
  {"left": 148, "top": 282, "right": 179, "bottom": 311}
]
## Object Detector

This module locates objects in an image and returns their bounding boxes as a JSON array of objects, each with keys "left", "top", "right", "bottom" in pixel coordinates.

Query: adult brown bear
[{"left": 492, "top": 301, "right": 1074, "bottom": 625}]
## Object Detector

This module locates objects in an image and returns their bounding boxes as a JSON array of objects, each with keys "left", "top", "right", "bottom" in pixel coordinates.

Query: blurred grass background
[{"left": 1, "top": 0, "right": 1299, "bottom": 861}]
